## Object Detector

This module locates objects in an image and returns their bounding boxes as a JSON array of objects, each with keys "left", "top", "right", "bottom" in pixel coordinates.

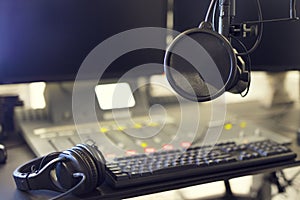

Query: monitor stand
[
  {"left": 14, "top": 82, "right": 78, "bottom": 125},
  {"left": 43, "top": 82, "right": 74, "bottom": 124},
  {"left": 40, "top": 79, "right": 151, "bottom": 124},
  {"left": 264, "top": 72, "right": 294, "bottom": 108}
]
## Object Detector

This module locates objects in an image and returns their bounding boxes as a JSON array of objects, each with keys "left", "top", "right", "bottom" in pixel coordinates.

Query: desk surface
[{"left": 1, "top": 101, "right": 300, "bottom": 200}]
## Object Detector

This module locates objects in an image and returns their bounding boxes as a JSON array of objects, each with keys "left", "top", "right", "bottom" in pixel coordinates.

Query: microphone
[
  {"left": 164, "top": 0, "right": 249, "bottom": 102},
  {"left": 218, "top": 0, "right": 235, "bottom": 38}
]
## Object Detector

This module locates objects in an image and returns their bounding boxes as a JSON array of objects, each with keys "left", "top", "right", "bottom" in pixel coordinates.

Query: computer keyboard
[{"left": 105, "top": 140, "right": 297, "bottom": 188}]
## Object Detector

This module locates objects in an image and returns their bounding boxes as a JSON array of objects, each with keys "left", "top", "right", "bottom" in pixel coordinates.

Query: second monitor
[{"left": 173, "top": 0, "right": 300, "bottom": 72}]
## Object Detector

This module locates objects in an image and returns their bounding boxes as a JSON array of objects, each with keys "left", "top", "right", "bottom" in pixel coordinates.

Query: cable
[
  {"left": 203, "top": 0, "right": 218, "bottom": 24},
  {"left": 211, "top": 0, "right": 218, "bottom": 31},
  {"left": 36, "top": 152, "right": 62, "bottom": 172},
  {"left": 244, "top": 0, "right": 298, "bottom": 24},
  {"left": 234, "top": 0, "right": 263, "bottom": 56},
  {"left": 237, "top": 0, "right": 299, "bottom": 55},
  {"left": 204, "top": 0, "right": 264, "bottom": 56},
  {"left": 50, "top": 173, "right": 86, "bottom": 200},
  {"left": 291, "top": 0, "right": 297, "bottom": 19},
  {"left": 230, "top": 36, "right": 252, "bottom": 97}
]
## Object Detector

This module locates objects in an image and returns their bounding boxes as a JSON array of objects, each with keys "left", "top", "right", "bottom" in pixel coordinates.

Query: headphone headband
[{"left": 13, "top": 152, "right": 66, "bottom": 192}]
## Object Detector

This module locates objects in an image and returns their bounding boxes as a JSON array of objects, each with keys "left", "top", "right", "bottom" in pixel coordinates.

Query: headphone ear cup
[
  {"left": 56, "top": 151, "right": 85, "bottom": 192},
  {"left": 56, "top": 144, "right": 102, "bottom": 195},
  {"left": 76, "top": 144, "right": 106, "bottom": 185}
]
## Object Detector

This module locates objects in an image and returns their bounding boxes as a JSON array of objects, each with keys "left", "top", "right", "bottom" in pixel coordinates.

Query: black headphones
[{"left": 13, "top": 144, "right": 106, "bottom": 196}]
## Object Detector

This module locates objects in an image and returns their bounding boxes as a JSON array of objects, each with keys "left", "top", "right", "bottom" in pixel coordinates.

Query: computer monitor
[
  {"left": 173, "top": 0, "right": 300, "bottom": 72},
  {"left": 0, "top": 0, "right": 167, "bottom": 84}
]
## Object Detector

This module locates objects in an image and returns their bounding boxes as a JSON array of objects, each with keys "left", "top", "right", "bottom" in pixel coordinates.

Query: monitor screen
[
  {"left": 173, "top": 0, "right": 300, "bottom": 72},
  {"left": 0, "top": 0, "right": 167, "bottom": 84}
]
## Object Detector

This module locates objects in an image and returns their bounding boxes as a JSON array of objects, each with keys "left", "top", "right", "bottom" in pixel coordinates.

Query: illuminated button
[
  {"left": 240, "top": 121, "right": 247, "bottom": 128},
  {"left": 100, "top": 127, "right": 109, "bottom": 133},
  {"left": 133, "top": 123, "right": 142, "bottom": 129},
  {"left": 180, "top": 142, "right": 191, "bottom": 148},
  {"left": 145, "top": 147, "right": 156, "bottom": 153},
  {"left": 141, "top": 142, "right": 148, "bottom": 148},
  {"left": 116, "top": 126, "right": 126, "bottom": 131},
  {"left": 224, "top": 123, "right": 233, "bottom": 130}
]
